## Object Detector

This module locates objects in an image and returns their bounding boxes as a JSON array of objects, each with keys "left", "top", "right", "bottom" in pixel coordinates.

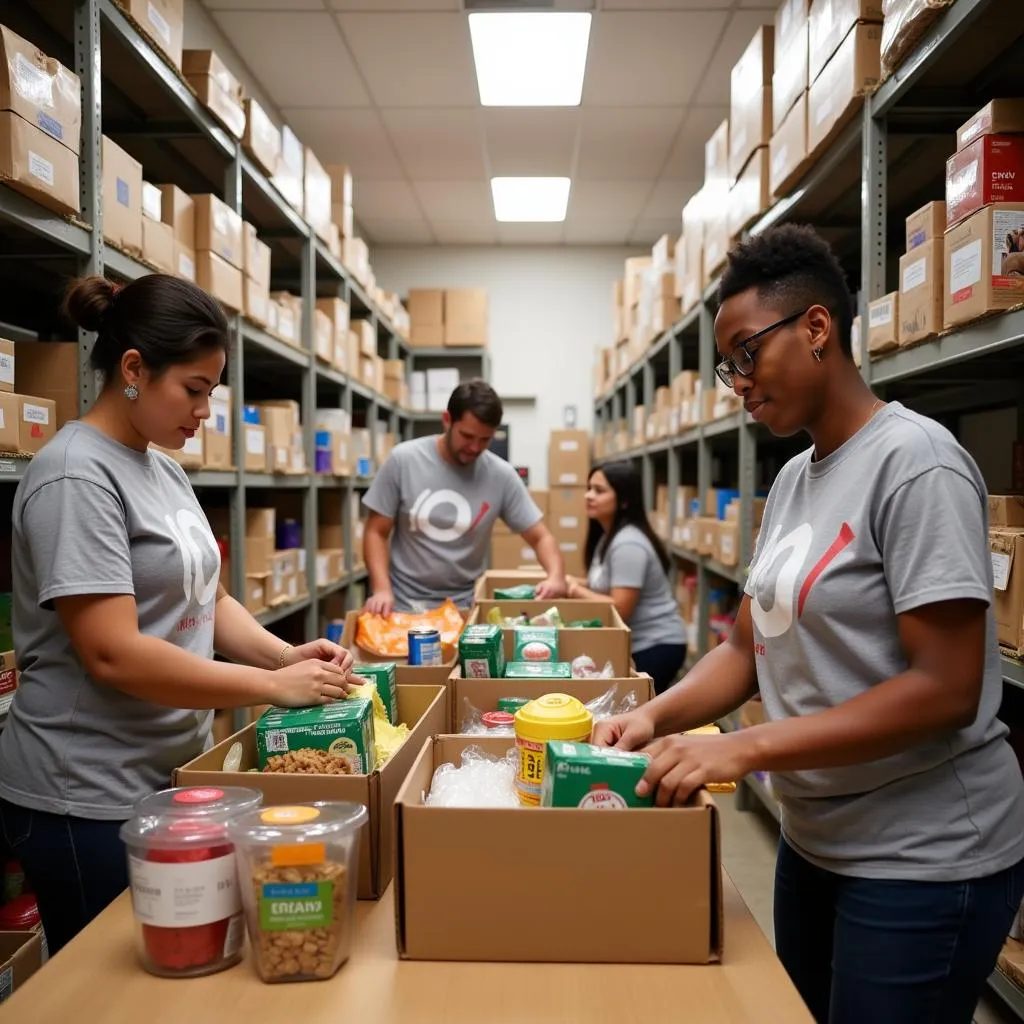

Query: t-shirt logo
[
  {"left": 408, "top": 488, "right": 490, "bottom": 544},
  {"left": 749, "top": 521, "right": 855, "bottom": 638},
  {"left": 164, "top": 508, "right": 220, "bottom": 607}
]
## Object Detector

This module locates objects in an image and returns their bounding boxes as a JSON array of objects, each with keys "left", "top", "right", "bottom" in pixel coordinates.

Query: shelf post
[
  {"left": 696, "top": 299, "right": 716, "bottom": 655},
  {"left": 300, "top": 233, "right": 318, "bottom": 637},
  {"left": 860, "top": 102, "right": 888, "bottom": 388}
]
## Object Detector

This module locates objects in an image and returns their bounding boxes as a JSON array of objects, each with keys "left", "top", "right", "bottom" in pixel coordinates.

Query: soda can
[
  {"left": 325, "top": 620, "right": 345, "bottom": 645},
  {"left": 407, "top": 628, "right": 442, "bottom": 667}
]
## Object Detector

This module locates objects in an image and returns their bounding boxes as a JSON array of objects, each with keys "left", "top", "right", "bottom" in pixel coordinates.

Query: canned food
[{"left": 407, "top": 628, "right": 442, "bottom": 667}]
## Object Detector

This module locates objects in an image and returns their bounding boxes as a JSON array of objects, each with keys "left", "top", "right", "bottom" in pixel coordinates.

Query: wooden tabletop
[{"left": 2, "top": 873, "right": 812, "bottom": 1023}]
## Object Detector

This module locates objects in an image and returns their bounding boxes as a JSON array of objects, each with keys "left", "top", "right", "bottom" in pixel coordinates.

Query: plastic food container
[
  {"left": 514, "top": 693, "right": 594, "bottom": 806},
  {"left": 228, "top": 802, "right": 368, "bottom": 984},
  {"left": 119, "top": 786, "right": 263, "bottom": 978}
]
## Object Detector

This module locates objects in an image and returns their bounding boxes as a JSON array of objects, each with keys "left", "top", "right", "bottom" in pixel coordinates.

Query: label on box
[
  {"left": 0, "top": 354, "right": 12, "bottom": 386},
  {"left": 128, "top": 853, "right": 240, "bottom": 926},
  {"left": 178, "top": 252, "right": 195, "bottom": 280},
  {"left": 558, "top": 516, "right": 580, "bottom": 529},
  {"left": 558, "top": 440, "right": 580, "bottom": 452},
  {"left": 211, "top": 400, "right": 229, "bottom": 435},
  {"left": 182, "top": 433, "right": 202, "bottom": 455},
  {"left": 869, "top": 299, "right": 893, "bottom": 327},
  {"left": 950, "top": 239, "right": 982, "bottom": 296},
  {"left": 992, "top": 550, "right": 1011, "bottom": 592},
  {"left": 15, "top": 53, "right": 54, "bottom": 110},
  {"left": 993, "top": 210, "right": 1024, "bottom": 279},
  {"left": 291, "top": 451, "right": 303, "bottom": 472},
  {"left": 557, "top": 473, "right": 581, "bottom": 485},
  {"left": 259, "top": 881, "right": 333, "bottom": 931},
  {"left": 28, "top": 150, "right": 54, "bottom": 187},
  {"left": 23, "top": 403, "right": 49, "bottom": 425},
  {"left": 902, "top": 257, "right": 927, "bottom": 294},
  {"left": 116, "top": 177, "right": 130, "bottom": 209},
  {"left": 246, "top": 428, "right": 265, "bottom": 455},
  {"left": 147, "top": 1, "right": 172, "bottom": 45}
]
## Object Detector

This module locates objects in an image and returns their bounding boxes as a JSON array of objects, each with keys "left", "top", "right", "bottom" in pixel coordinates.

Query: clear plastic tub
[
  {"left": 119, "top": 786, "right": 263, "bottom": 978},
  {"left": 228, "top": 802, "right": 368, "bottom": 983}
]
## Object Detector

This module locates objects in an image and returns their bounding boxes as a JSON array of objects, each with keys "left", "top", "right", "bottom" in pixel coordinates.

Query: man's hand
[
  {"left": 637, "top": 731, "right": 754, "bottom": 807},
  {"left": 535, "top": 575, "right": 567, "bottom": 599},
  {"left": 564, "top": 575, "right": 582, "bottom": 598},
  {"left": 364, "top": 590, "right": 395, "bottom": 617},
  {"left": 591, "top": 706, "right": 657, "bottom": 751}
]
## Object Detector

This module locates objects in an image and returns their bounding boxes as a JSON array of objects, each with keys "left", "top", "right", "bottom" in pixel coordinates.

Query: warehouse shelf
[
  {"left": 406, "top": 347, "right": 487, "bottom": 359},
  {"left": 0, "top": 459, "right": 29, "bottom": 483},
  {"left": 1004, "top": 656, "right": 1024, "bottom": 693},
  {"left": 240, "top": 154, "right": 307, "bottom": 238},
  {"left": 243, "top": 473, "right": 311, "bottom": 489},
  {"left": 255, "top": 596, "right": 312, "bottom": 628},
  {"left": 186, "top": 470, "right": 237, "bottom": 488},
  {"left": 102, "top": 247, "right": 150, "bottom": 283},
  {"left": 240, "top": 322, "right": 310, "bottom": 368},
  {"left": 0, "top": 187, "right": 92, "bottom": 256}
]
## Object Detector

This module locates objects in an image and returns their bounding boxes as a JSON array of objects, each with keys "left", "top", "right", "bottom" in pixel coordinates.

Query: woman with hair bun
[{"left": 0, "top": 274, "right": 360, "bottom": 953}]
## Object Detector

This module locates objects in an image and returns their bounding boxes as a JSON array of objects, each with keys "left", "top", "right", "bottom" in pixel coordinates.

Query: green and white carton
[
  {"left": 504, "top": 661, "right": 573, "bottom": 680},
  {"left": 459, "top": 624, "right": 506, "bottom": 679},
  {"left": 351, "top": 662, "right": 398, "bottom": 724},
  {"left": 512, "top": 625, "right": 559, "bottom": 663},
  {"left": 256, "top": 699, "right": 376, "bottom": 774},
  {"left": 540, "top": 741, "right": 654, "bottom": 809}
]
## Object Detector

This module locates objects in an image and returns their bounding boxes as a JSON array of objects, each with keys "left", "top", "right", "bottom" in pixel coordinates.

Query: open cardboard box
[
  {"left": 449, "top": 670, "right": 654, "bottom": 732},
  {"left": 0, "top": 931, "right": 43, "bottom": 1003},
  {"left": 176, "top": 683, "right": 446, "bottom": 899},
  {"left": 339, "top": 609, "right": 463, "bottom": 669},
  {"left": 473, "top": 569, "right": 546, "bottom": 602},
  {"left": 394, "top": 734, "right": 723, "bottom": 963}
]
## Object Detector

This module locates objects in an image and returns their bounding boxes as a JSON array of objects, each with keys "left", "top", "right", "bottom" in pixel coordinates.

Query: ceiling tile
[
  {"left": 568, "top": 180, "right": 650, "bottom": 222},
  {"left": 362, "top": 217, "right": 435, "bottom": 245},
  {"left": 695, "top": 9, "right": 775, "bottom": 106},
  {"left": 431, "top": 221, "right": 500, "bottom": 245},
  {"left": 629, "top": 217, "right": 681, "bottom": 246},
  {"left": 336, "top": 13, "right": 477, "bottom": 107},
  {"left": 662, "top": 105, "right": 729, "bottom": 179},
  {"left": 602, "top": 0, "right": 732, "bottom": 8},
  {"left": 279, "top": 108, "right": 403, "bottom": 178},
  {"left": 383, "top": 109, "right": 486, "bottom": 180},
  {"left": 576, "top": 108, "right": 683, "bottom": 181},
  {"left": 564, "top": 220, "right": 635, "bottom": 245},
  {"left": 483, "top": 109, "right": 581, "bottom": 178},
  {"left": 204, "top": 0, "right": 323, "bottom": 8},
  {"left": 354, "top": 181, "right": 423, "bottom": 221},
  {"left": 329, "top": 0, "right": 461, "bottom": 8},
  {"left": 414, "top": 181, "right": 493, "bottom": 224},
  {"left": 584, "top": 11, "right": 728, "bottom": 107},
  {"left": 211, "top": 13, "right": 369, "bottom": 108},
  {"left": 641, "top": 179, "right": 701, "bottom": 219},
  {"left": 497, "top": 223, "right": 566, "bottom": 245}
]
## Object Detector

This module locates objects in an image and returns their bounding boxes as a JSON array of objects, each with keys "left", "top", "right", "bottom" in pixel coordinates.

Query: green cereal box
[
  {"left": 497, "top": 696, "right": 530, "bottom": 714},
  {"left": 351, "top": 662, "right": 398, "bottom": 724},
  {"left": 504, "top": 661, "right": 573, "bottom": 680},
  {"left": 256, "top": 699, "right": 376, "bottom": 774},
  {"left": 540, "top": 741, "right": 654, "bottom": 809},
  {"left": 512, "top": 625, "right": 558, "bottom": 663},
  {"left": 459, "top": 624, "right": 506, "bottom": 679},
  {"left": 494, "top": 584, "right": 536, "bottom": 601}
]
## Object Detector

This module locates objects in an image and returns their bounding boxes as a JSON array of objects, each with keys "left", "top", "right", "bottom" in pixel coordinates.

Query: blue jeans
[
  {"left": 632, "top": 643, "right": 687, "bottom": 695},
  {"left": 0, "top": 798, "right": 128, "bottom": 956},
  {"left": 775, "top": 837, "right": 1024, "bottom": 1024}
]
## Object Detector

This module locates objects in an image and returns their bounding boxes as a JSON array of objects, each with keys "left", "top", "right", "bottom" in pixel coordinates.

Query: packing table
[{"left": 1, "top": 872, "right": 812, "bottom": 1022}]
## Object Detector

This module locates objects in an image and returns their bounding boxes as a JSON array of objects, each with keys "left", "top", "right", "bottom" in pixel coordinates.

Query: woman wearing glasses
[{"left": 594, "top": 224, "right": 1024, "bottom": 1024}]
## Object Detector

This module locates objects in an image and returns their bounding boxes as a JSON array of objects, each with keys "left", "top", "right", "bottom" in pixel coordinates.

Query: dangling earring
[
  {"left": 812, "top": 348, "right": 824, "bottom": 362},
  {"left": 124, "top": 383, "right": 139, "bottom": 401}
]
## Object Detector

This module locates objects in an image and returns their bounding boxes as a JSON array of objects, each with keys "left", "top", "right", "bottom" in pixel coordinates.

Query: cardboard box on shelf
[
  {"left": 549, "top": 430, "right": 590, "bottom": 488},
  {"left": 395, "top": 733, "right": 721, "bottom": 963},
  {"left": 327, "top": 163, "right": 353, "bottom": 208},
  {"left": 702, "top": 210, "right": 730, "bottom": 285},
  {"left": 355, "top": 318, "right": 376, "bottom": 359},
  {"left": 547, "top": 488, "right": 587, "bottom": 539},
  {"left": 242, "top": 574, "right": 267, "bottom": 615},
  {"left": 770, "top": 90, "right": 811, "bottom": 197},
  {"left": 125, "top": 0, "right": 184, "bottom": 70},
  {"left": 946, "top": 135, "right": 1024, "bottom": 229},
  {"left": 162, "top": 432, "right": 202, "bottom": 469},
  {"left": 808, "top": 0, "right": 883, "bottom": 83},
  {"left": 202, "top": 384, "right": 232, "bottom": 469},
  {"left": 182, "top": 50, "right": 245, "bottom": 139},
  {"left": 867, "top": 291, "right": 898, "bottom": 355},
  {"left": 332, "top": 202, "right": 354, "bottom": 240},
  {"left": 773, "top": 21, "right": 808, "bottom": 132},
  {"left": 807, "top": 22, "right": 881, "bottom": 155},
  {"left": 102, "top": 136, "right": 142, "bottom": 253},
  {"left": 444, "top": 289, "right": 487, "bottom": 348},
  {"left": 313, "top": 308, "right": 333, "bottom": 364},
  {"left": 898, "top": 238, "right": 943, "bottom": 347},
  {"left": 729, "top": 26, "right": 774, "bottom": 181},
  {"left": 776, "top": 0, "right": 811, "bottom": 46},
  {"left": 905, "top": 201, "right": 946, "bottom": 251},
  {"left": 272, "top": 124, "right": 304, "bottom": 213},
  {"left": 257, "top": 399, "right": 300, "bottom": 449},
  {"left": 0, "top": 393, "right": 56, "bottom": 455},
  {"left": 242, "top": 222, "right": 271, "bottom": 289},
  {"left": 242, "top": 98, "right": 280, "bottom": 177},
  {"left": 174, "top": 242, "right": 195, "bottom": 282},
  {"left": 991, "top": 529, "right": 1023, "bottom": 655},
  {"left": 0, "top": 339, "right": 11, "bottom": 394},
  {"left": 304, "top": 146, "right": 332, "bottom": 240},
  {"left": 192, "top": 193, "right": 244, "bottom": 268},
  {"left": 142, "top": 181, "right": 162, "bottom": 221},
  {"left": 944, "top": 203, "right": 1024, "bottom": 328},
  {"left": 243, "top": 277, "right": 268, "bottom": 328},
  {"left": 490, "top": 534, "right": 541, "bottom": 570},
  {"left": 408, "top": 289, "right": 444, "bottom": 348},
  {"left": 728, "top": 148, "right": 770, "bottom": 239},
  {"left": 990, "top": 495, "right": 1024, "bottom": 528},
  {"left": 957, "top": 99, "right": 1024, "bottom": 153},
  {"left": 195, "top": 250, "right": 243, "bottom": 313},
  {"left": 705, "top": 119, "right": 730, "bottom": 184},
  {"left": 141, "top": 216, "right": 175, "bottom": 273},
  {"left": 159, "top": 185, "right": 194, "bottom": 247},
  {"left": 14, "top": 341, "right": 76, "bottom": 428},
  {"left": 0, "top": 931, "right": 43, "bottom": 1003},
  {"left": 243, "top": 422, "right": 267, "bottom": 472}
]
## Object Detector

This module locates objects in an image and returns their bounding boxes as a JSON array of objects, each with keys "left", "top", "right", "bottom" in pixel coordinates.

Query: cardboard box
[
  {"left": 243, "top": 422, "right": 267, "bottom": 472},
  {"left": 0, "top": 26, "right": 81, "bottom": 155},
  {"left": 991, "top": 496, "right": 1024, "bottom": 528},
  {"left": 490, "top": 534, "right": 540, "bottom": 570},
  {"left": 444, "top": 289, "right": 487, "bottom": 348},
  {"left": 0, "top": 339, "right": 11, "bottom": 394},
  {"left": 548, "top": 430, "right": 590, "bottom": 488},
  {"left": 867, "top": 291, "right": 898, "bottom": 355},
  {"left": 242, "top": 97, "right": 280, "bottom": 177},
  {"left": 729, "top": 27, "right": 774, "bottom": 180},
  {"left": 898, "top": 238, "right": 943, "bottom": 347},
  {"left": 702, "top": 211, "right": 730, "bottom": 285},
  {"left": 0, "top": 650, "right": 18, "bottom": 716},
  {"left": 472, "top": 569, "right": 547, "bottom": 602},
  {"left": 327, "top": 164, "right": 353, "bottom": 208},
  {"left": 142, "top": 181, "right": 162, "bottom": 221},
  {"left": 944, "top": 204, "right": 1024, "bottom": 328},
  {"left": 163, "top": 431, "right": 202, "bottom": 469},
  {"left": 202, "top": 383, "right": 231, "bottom": 469},
  {"left": 705, "top": 119, "right": 730, "bottom": 184},
  {"left": 770, "top": 90, "right": 811, "bottom": 197},
  {"left": 271, "top": 124, "right": 303, "bottom": 212},
  {"left": 102, "top": 136, "right": 143, "bottom": 253},
  {"left": 776, "top": 0, "right": 811, "bottom": 46},
  {"left": 991, "top": 529, "right": 1023, "bottom": 654},
  {"left": 125, "top": 0, "right": 184, "bottom": 70},
  {"left": 243, "top": 277, "right": 268, "bottom": 328},
  {"left": 807, "top": 22, "right": 881, "bottom": 155},
  {"left": 192, "top": 193, "right": 243, "bottom": 268},
  {"left": 808, "top": 0, "right": 883, "bottom": 83},
  {"left": 304, "top": 145, "right": 332, "bottom": 240},
  {"left": 141, "top": 216, "right": 175, "bottom": 273},
  {"left": 946, "top": 135, "right": 1024, "bottom": 229},
  {"left": 905, "top": 201, "right": 946, "bottom": 252},
  {"left": 395, "top": 733, "right": 722, "bottom": 963},
  {"left": 242, "top": 573, "right": 267, "bottom": 615},
  {"left": 183, "top": 51, "right": 244, "bottom": 139},
  {"left": 159, "top": 184, "right": 194, "bottom": 247},
  {"left": 177, "top": 683, "right": 447, "bottom": 899},
  {"left": 0, "top": 393, "right": 56, "bottom": 455},
  {"left": 773, "top": 21, "right": 808, "bottom": 132},
  {"left": 0, "top": 931, "right": 43, "bottom": 1003},
  {"left": 242, "top": 222, "right": 271, "bottom": 289},
  {"left": 547, "top": 485, "right": 588, "bottom": 537},
  {"left": 195, "top": 251, "right": 242, "bottom": 313},
  {"left": 14, "top": 341, "right": 77, "bottom": 427},
  {"left": 958, "top": 99, "right": 1024, "bottom": 152},
  {"left": 174, "top": 242, "right": 195, "bottom": 282},
  {"left": 728, "top": 148, "right": 770, "bottom": 239}
]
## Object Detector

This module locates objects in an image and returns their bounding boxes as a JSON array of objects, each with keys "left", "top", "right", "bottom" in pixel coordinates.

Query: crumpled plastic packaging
[
  {"left": 425, "top": 746, "right": 520, "bottom": 808},
  {"left": 570, "top": 655, "right": 614, "bottom": 679},
  {"left": 347, "top": 681, "right": 410, "bottom": 770},
  {"left": 355, "top": 598, "right": 464, "bottom": 659},
  {"left": 460, "top": 683, "right": 638, "bottom": 736},
  {"left": 880, "top": 0, "right": 955, "bottom": 78}
]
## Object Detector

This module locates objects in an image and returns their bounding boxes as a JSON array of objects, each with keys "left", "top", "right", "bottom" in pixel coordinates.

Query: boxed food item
[
  {"left": 513, "top": 626, "right": 559, "bottom": 663},
  {"left": 905, "top": 200, "right": 945, "bottom": 251},
  {"left": 728, "top": 27, "right": 774, "bottom": 181},
  {"left": 192, "top": 193, "right": 244, "bottom": 268},
  {"left": 770, "top": 90, "right": 811, "bottom": 197},
  {"left": 505, "top": 662, "right": 573, "bottom": 680},
  {"left": 540, "top": 741, "right": 654, "bottom": 809},
  {"left": 808, "top": 0, "right": 883, "bottom": 83},
  {"left": 243, "top": 98, "right": 280, "bottom": 177},
  {"left": 946, "top": 135, "right": 1024, "bottom": 229},
  {"left": 125, "top": 0, "right": 184, "bottom": 69},
  {"left": 182, "top": 50, "right": 245, "bottom": 139},
  {"left": 0, "top": 394, "right": 56, "bottom": 454},
  {"left": 459, "top": 624, "right": 506, "bottom": 680},
  {"left": 350, "top": 663, "right": 398, "bottom": 726},
  {"left": 102, "top": 136, "right": 142, "bottom": 253},
  {"left": 944, "top": 204, "right": 1024, "bottom": 328},
  {"left": 257, "top": 700, "right": 376, "bottom": 775},
  {"left": 898, "top": 238, "right": 943, "bottom": 347},
  {"left": 867, "top": 292, "right": 898, "bottom": 355},
  {"left": 958, "top": 99, "right": 1024, "bottom": 153}
]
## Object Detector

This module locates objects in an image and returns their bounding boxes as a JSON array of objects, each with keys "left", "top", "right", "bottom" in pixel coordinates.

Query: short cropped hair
[{"left": 448, "top": 378, "right": 502, "bottom": 428}]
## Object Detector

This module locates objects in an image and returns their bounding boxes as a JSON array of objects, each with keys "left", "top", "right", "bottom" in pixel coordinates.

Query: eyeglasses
[{"left": 714, "top": 308, "right": 810, "bottom": 388}]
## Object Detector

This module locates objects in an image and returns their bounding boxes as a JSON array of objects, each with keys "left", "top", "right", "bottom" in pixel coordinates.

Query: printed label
[
  {"left": 222, "top": 914, "right": 245, "bottom": 959},
  {"left": 128, "top": 853, "right": 240, "bottom": 927},
  {"left": 950, "top": 239, "right": 982, "bottom": 294},
  {"left": 901, "top": 256, "right": 927, "bottom": 294},
  {"left": 559, "top": 440, "right": 580, "bottom": 452},
  {"left": 147, "top": 2, "right": 172, "bottom": 45},
  {"left": 259, "top": 881, "right": 333, "bottom": 931},
  {"left": 0, "top": 353, "right": 13, "bottom": 385},
  {"left": 578, "top": 790, "right": 629, "bottom": 810},
  {"left": 23, "top": 403, "right": 49, "bottom": 425},
  {"left": 464, "top": 658, "right": 491, "bottom": 679},
  {"left": 246, "top": 428, "right": 265, "bottom": 455},
  {"left": 211, "top": 400, "right": 229, "bottom": 436},
  {"left": 992, "top": 210, "right": 1024, "bottom": 278},
  {"left": 558, "top": 516, "right": 580, "bottom": 529},
  {"left": 992, "top": 550, "right": 1011, "bottom": 592},
  {"left": 558, "top": 473, "right": 580, "bottom": 485},
  {"left": 869, "top": 299, "right": 892, "bottom": 327},
  {"left": 178, "top": 253, "right": 195, "bottom": 280},
  {"left": 14, "top": 53, "right": 53, "bottom": 108},
  {"left": 28, "top": 151, "right": 54, "bottom": 187},
  {"left": 117, "top": 177, "right": 130, "bottom": 209}
]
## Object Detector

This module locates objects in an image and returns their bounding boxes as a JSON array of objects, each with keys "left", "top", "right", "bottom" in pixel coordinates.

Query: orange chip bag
[{"left": 355, "top": 599, "right": 465, "bottom": 660}]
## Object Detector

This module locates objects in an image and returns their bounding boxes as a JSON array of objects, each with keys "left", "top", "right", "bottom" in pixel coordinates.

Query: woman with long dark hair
[{"left": 566, "top": 460, "right": 687, "bottom": 693}]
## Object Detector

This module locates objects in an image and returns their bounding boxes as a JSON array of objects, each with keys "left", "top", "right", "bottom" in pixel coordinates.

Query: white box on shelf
[{"left": 426, "top": 368, "right": 460, "bottom": 395}]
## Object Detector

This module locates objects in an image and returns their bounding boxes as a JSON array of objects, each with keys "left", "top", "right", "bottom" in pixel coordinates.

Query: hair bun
[{"left": 64, "top": 275, "right": 118, "bottom": 333}]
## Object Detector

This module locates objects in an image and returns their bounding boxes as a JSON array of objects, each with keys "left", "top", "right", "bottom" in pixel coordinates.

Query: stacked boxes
[
  {"left": 193, "top": 193, "right": 244, "bottom": 313},
  {"left": 897, "top": 201, "right": 945, "bottom": 349},
  {"left": 183, "top": 51, "right": 245, "bottom": 139},
  {"left": 243, "top": 222, "right": 272, "bottom": 328},
  {"left": 243, "top": 98, "right": 280, "bottom": 178},
  {"left": 0, "top": 342, "right": 57, "bottom": 456},
  {"left": 304, "top": 146, "right": 332, "bottom": 242},
  {"left": 407, "top": 289, "right": 488, "bottom": 349},
  {"left": 141, "top": 181, "right": 174, "bottom": 272},
  {"left": 546, "top": 430, "right": 590, "bottom": 576},
  {"left": 769, "top": 0, "right": 811, "bottom": 197},
  {"left": 255, "top": 399, "right": 304, "bottom": 475},
  {"left": 159, "top": 184, "right": 196, "bottom": 282},
  {"left": 990, "top": 495, "right": 1024, "bottom": 656},
  {"left": 102, "top": 137, "right": 143, "bottom": 254},
  {"left": 124, "top": 0, "right": 184, "bottom": 70},
  {"left": 703, "top": 121, "right": 731, "bottom": 286},
  {"left": 202, "top": 384, "right": 232, "bottom": 470},
  {"left": 317, "top": 298, "right": 351, "bottom": 374},
  {"left": 272, "top": 125, "right": 304, "bottom": 214},
  {"left": 328, "top": 164, "right": 354, "bottom": 241},
  {"left": 315, "top": 407, "right": 352, "bottom": 477}
]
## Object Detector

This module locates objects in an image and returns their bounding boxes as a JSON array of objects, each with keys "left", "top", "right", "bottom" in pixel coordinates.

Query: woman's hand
[
  {"left": 282, "top": 639, "right": 355, "bottom": 676},
  {"left": 269, "top": 659, "right": 352, "bottom": 707},
  {"left": 565, "top": 575, "right": 582, "bottom": 598},
  {"left": 637, "top": 731, "right": 754, "bottom": 807},
  {"left": 591, "top": 706, "right": 656, "bottom": 751}
]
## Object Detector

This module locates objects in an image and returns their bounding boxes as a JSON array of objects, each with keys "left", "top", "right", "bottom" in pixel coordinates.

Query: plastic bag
[
  {"left": 493, "top": 584, "right": 536, "bottom": 600},
  {"left": 425, "top": 746, "right": 520, "bottom": 807},
  {"left": 570, "top": 655, "right": 615, "bottom": 679},
  {"left": 486, "top": 606, "right": 528, "bottom": 628},
  {"left": 880, "top": 0, "right": 955, "bottom": 78},
  {"left": 459, "top": 682, "right": 638, "bottom": 734},
  {"left": 346, "top": 682, "right": 410, "bottom": 769},
  {"left": 528, "top": 607, "right": 564, "bottom": 628},
  {"left": 355, "top": 598, "right": 464, "bottom": 659}
]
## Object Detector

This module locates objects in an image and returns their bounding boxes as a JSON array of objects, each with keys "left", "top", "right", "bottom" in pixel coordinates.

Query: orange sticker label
[{"left": 270, "top": 842, "right": 326, "bottom": 867}]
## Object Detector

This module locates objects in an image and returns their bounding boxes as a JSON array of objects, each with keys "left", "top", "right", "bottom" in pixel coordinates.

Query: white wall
[{"left": 373, "top": 246, "right": 641, "bottom": 489}]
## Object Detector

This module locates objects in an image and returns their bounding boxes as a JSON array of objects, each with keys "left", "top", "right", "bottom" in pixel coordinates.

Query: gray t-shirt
[
  {"left": 363, "top": 436, "right": 542, "bottom": 610},
  {"left": 587, "top": 525, "right": 686, "bottom": 651},
  {"left": 746, "top": 402, "right": 1024, "bottom": 880},
  {"left": 0, "top": 421, "right": 221, "bottom": 820}
]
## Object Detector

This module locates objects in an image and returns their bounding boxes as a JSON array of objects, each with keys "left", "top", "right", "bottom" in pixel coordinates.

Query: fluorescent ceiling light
[
  {"left": 469, "top": 12, "right": 592, "bottom": 107},
  {"left": 491, "top": 177, "right": 571, "bottom": 222}
]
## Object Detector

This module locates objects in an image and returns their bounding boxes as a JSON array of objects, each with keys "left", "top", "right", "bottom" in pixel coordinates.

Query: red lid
[
  {"left": 481, "top": 711, "right": 515, "bottom": 729},
  {"left": 0, "top": 894, "right": 40, "bottom": 929},
  {"left": 172, "top": 787, "right": 225, "bottom": 805}
]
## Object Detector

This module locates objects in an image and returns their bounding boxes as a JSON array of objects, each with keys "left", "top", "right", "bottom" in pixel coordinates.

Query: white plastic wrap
[
  {"left": 880, "top": 0, "right": 955, "bottom": 78},
  {"left": 425, "top": 746, "right": 520, "bottom": 808},
  {"left": 459, "top": 684, "right": 639, "bottom": 735},
  {"left": 570, "top": 655, "right": 615, "bottom": 679}
]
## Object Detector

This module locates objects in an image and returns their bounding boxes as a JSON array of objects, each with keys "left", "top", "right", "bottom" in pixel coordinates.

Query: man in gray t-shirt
[{"left": 362, "top": 381, "right": 566, "bottom": 612}]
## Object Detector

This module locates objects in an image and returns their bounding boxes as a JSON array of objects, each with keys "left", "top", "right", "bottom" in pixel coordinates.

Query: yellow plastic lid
[
  {"left": 260, "top": 806, "right": 320, "bottom": 826},
  {"left": 515, "top": 693, "right": 593, "bottom": 741}
]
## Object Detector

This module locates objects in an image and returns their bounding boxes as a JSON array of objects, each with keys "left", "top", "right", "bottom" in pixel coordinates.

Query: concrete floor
[{"left": 717, "top": 790, "right": 1017, "bottom": 1024}]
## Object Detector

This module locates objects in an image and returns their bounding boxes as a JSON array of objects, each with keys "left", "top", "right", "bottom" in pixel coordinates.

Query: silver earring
[
  {"left": 812, "top": 348, "right": 824, "bottom": 362},
  {"left": 124, "top": 383, "right": 139, "bottom": 401}
]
